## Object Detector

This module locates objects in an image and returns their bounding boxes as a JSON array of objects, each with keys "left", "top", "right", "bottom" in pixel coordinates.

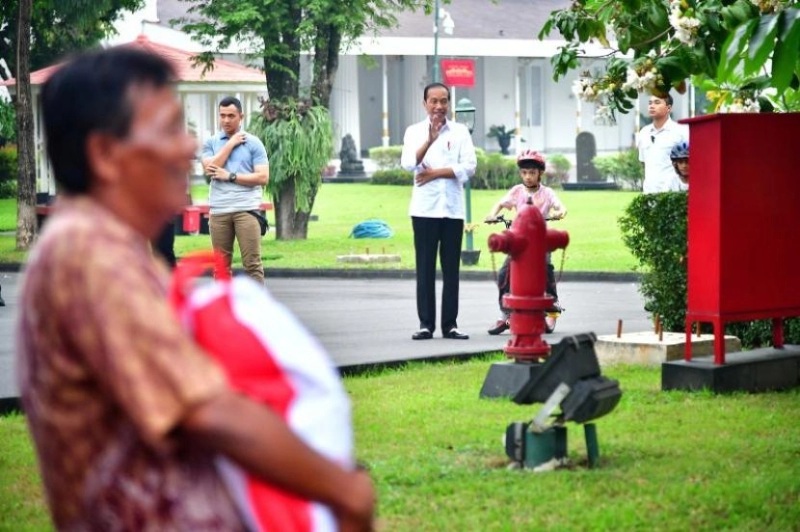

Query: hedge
[{"left": 618, "top": 192, "right": 800, "bottom": 347}]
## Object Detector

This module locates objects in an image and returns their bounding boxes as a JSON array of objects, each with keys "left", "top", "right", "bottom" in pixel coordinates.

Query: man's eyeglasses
[{"left": 651, "top": 135, "right": 655, "bottom": 143}]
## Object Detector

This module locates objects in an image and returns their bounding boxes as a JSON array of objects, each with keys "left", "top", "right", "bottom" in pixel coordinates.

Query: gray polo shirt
[{"left": 202, "top": 130, "right": 269, "bottom": 215}]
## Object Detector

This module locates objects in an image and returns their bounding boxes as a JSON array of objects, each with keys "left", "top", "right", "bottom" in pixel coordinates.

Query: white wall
[{"left": 479, "top": 57, "right": 517, "bottom": 152}]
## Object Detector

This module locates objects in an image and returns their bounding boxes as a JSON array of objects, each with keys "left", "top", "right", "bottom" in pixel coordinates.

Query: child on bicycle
[
  {"left": 484, "top": 150, "right": 567, "bottom": 335},
  {"left": 669, "top": 140, "right": 689, "bottom": 191}
]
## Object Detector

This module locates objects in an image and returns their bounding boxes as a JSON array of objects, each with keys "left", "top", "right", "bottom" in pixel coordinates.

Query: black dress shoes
[
  {"left": 412, "top": 328, "right": 433, "bottom": 340},
  {"left": 443, "top": 328, "right": 469, "bottom": 340}
]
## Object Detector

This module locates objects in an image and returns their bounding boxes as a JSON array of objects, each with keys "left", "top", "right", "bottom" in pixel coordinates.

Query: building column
[
  {"left": 330, "top": 55, "right": 362, "bottom": 155},
  {"left": 382, "top": 55, "right": 390, "bottom": 147},
  {"left": 402, "top": 56, "right": 428, "bottom": 127}
]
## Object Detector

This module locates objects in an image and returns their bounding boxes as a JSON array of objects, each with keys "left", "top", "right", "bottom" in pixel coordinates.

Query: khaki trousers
[{"left": 209, "top": 211, "right": 265, "bottom": 283}]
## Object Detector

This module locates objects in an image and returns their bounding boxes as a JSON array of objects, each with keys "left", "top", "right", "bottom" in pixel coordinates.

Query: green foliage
[
  {"left": 0, "top": 146, "right": 17, "bottom": 183},
  {"left": 471, "top": 151, "right": 518, "bottom": 190},
  {"left": 370, "top": 169, "right": 413, "bottom": 186},
  {"left": 619, "top": 193, "right": 688, "bottom": 331},
  {"left": 593, "top": 149, "right": 643, "bottom": 191},
  {"left": 0, "top": 99, "right": 15, "bottom": 144},
  {"left": 619, "top": 192, "right": 800, "bottom": 345},
  {"left": 0, "top": 180, "right": 17, "bottom": 199},
  {"left": 539, "top": 0, "right": 800, "bottom": 116},
  {"left": 544, "top": 153, "right": 571, "bottom": 187},
  {"left": 250, "top": 101, "right": 333, "bottom": 213},
  {"left": 0, "top": 0, "right": 144, "bottom": 77},
  {"left": 368, "top": 145, "right": 403, "bottom": 170},
  {"left": 177, "top": 0, "right": 422, "bottom": 104}
]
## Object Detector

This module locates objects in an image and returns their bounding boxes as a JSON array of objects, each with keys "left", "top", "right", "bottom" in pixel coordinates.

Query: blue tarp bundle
[{"left": 349, "top": 219, "right": 394, "bottom": 239}]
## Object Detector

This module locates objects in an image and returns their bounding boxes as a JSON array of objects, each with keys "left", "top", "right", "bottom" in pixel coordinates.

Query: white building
[{"left": 112, "top": 0, "right": 690, "bottom": 161}]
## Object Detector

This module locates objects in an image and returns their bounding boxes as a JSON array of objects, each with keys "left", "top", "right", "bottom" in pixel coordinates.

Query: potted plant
[{"left": 487, "top": 125, "right": 516, "bottom": 155}]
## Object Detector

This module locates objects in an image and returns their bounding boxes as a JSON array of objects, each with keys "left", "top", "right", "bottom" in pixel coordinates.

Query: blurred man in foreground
[{"left": 16, "top": 46, "right": 373, "bottom": 531}]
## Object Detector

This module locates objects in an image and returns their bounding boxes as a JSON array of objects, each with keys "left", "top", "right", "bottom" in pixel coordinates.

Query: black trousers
[
  {"left": 412, "top": 216, "right": 463, "bottom": 333},
  {"left": 153, "top": 218, "right": 178, "bottom": 268}
]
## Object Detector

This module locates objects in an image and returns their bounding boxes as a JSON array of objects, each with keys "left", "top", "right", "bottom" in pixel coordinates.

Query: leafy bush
[
  {"left": 0, "top": 180, "right": 17, "bottom": 199},
  {"left": 471, "top": 151, "right": 518, "bottom": 190},
  {"left": 0, "top": 145, "right": 17, "bottom": 183},
  {"left": 619, "top": 192, "right": 800, "bottom": 346},
  {"left": 368, "top": 146, "right": 403, "bottom": 170},
  {"left": 0, "top": 99, "right": 15, "bottom": 145},
  {"left": 593, "top": 149, "right": 643, "bottom": 190},
  {"left": 619, "top": 192, "right": 689, "bottom": 332},
  {"left": 371, "top": 168, "right": 413, "bottom": 186},
  {"left": 544, "top": 153, "right": 570, "bottom": 187}
]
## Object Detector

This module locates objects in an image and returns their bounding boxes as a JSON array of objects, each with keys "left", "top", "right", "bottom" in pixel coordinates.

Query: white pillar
[
  {"left": 382, "top": 55, "right": 390, "bottom": 147},
  {"left": 403, "top": 57, "right": 428, "bottom": 126},
  {"left": 330, "top": 55, "right": 362, "bottom": 155}
]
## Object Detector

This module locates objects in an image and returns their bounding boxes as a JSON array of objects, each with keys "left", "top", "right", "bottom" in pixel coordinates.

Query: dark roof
[{"left": 156, "top": 0, "right": 571, "bottom": 41}]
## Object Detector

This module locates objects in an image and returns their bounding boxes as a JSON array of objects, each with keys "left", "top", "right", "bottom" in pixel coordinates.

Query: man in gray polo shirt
[{"left": 202, "top": 96, "right": 270, "bottom": 282}]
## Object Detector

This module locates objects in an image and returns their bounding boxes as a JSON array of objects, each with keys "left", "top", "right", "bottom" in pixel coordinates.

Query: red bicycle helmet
[{"left": 517, "top": 150, "right": 546, "bottom": 171}]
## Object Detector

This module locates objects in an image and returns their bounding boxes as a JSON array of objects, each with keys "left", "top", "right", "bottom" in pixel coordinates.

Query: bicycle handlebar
[{"left": 485, "top": 214, "right": 562, "bottom": 229}]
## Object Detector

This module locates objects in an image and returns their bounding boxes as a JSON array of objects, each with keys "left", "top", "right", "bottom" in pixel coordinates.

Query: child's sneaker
[{"left": 487, "top": 318, "right": 509, "bottom": 335}]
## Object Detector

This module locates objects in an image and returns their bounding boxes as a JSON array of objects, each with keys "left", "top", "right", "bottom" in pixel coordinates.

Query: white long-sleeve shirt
[{"left": 400, "top": 118, "right": 477, "bottom": 219}]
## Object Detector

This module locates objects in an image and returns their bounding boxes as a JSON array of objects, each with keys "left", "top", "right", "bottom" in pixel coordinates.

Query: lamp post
[
  {"left": 432, "top": 0, "right": 454, "bottom": 82},
  {"left": 455, "top": 97, "right": 477, "bottom": 258}
]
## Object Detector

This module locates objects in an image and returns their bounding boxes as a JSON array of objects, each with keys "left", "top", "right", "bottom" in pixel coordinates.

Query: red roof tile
[{"left": 1, "top": 35, "right": 266, "bottom": 86}]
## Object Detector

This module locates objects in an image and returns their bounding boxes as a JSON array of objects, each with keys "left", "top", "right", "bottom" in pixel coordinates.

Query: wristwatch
[{"left": 228, "top": 172, "right": 238, "bottom": 183}]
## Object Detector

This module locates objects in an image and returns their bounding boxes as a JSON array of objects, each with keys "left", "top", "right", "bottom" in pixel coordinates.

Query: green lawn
[
  {"left": 0, "top": 186, "right": 639, "bottom": 272},
  {"left": 4, "top": 359, "right": 799, "bottom": 531}
]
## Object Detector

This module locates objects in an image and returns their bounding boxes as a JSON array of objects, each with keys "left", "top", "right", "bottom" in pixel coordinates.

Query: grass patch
[
  {"left": 5, "top": 359, "right": 800, "bottom": 530},
  {"left": 185, "top": 184, "right": 637, "bottom": 272},
  {"left": 348, "top": 357, "right": 800, "bottom": 530},
  {"left": 0, "top": 186, "right": 638, "bottom": 272}
]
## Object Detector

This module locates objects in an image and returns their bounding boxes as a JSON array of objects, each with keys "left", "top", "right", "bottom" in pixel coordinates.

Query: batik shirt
[{"left": 16, "top": 196, "right": 244, "bottom": 531}]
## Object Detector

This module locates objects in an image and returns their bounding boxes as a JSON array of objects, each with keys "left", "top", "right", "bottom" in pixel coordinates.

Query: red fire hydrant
[{"left": 487, "top": 206, "right": 569, "bottom": 361}]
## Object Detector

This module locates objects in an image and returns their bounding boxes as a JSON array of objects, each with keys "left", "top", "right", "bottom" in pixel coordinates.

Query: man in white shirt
[
  {"left": 636, "top": 93, "right": 689, "bottom": 193},
  {"left": 400, "top": 82, "right": 477, "bottom": 340}
]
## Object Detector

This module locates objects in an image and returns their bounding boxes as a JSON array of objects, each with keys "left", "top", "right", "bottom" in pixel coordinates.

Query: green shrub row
[
  {"left": 593, "top": 149, "right": 643, "bottom": 190},
  {"left": 370, "top": 145, "right": 571, "bottom": 190},
  {"left": 619, "top": 192, "right": 800, "bottom": 347},
  {"left": 0, "top": 146, "right": 17, "bottom": 183}
]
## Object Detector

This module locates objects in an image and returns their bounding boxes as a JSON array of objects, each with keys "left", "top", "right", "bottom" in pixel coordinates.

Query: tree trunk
[
  {"left": 311, "top": 24, "right": 341, "bottom": 108},
  {"left": 273, "top": 178, "right": 314, "bottom": 240},
  {"left": 263, "top": 4, "right": 302, "bottom": 102},
  {"left": 15, "top": 0, "right": 36, "bottom": 251}
]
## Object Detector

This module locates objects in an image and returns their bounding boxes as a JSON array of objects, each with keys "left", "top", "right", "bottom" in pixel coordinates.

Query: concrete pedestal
[
  {"left": 662, "top": 345, "right": 800, "bottom": 393},
  {"left": 595, "top": 331, "right": 741, "bottom": 366},
  {"left": 480, "top": 361, "right": 545, "bottom": 399}
]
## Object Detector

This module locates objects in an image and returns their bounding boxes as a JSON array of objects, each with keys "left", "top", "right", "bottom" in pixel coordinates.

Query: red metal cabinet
[{"left": 683, "top": 113, "right": 800, "bottom": 364}]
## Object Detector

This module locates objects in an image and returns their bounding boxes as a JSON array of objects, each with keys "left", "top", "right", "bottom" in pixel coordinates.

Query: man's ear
[{"left": 85, "top": 133, "right": 122, "bottom": 185}]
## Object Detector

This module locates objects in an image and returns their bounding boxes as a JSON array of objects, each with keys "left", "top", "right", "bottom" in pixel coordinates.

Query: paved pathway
[{"left": 0, "top": 271, "right": 650, "bottom": 401}]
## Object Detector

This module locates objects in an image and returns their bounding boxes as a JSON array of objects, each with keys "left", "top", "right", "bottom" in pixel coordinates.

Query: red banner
[{"left": 441, "top": 59, "right": 475, "bottom": 88}]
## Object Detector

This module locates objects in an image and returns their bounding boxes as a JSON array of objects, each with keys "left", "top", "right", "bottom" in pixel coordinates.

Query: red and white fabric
[{"left": 169, "top": 252, "right": 353, "bottom": 532}]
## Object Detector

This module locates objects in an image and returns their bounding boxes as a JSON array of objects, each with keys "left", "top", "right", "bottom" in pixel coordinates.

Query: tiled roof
[{"left": 1, "top": 34, "right": 266, "bottom": 86}]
